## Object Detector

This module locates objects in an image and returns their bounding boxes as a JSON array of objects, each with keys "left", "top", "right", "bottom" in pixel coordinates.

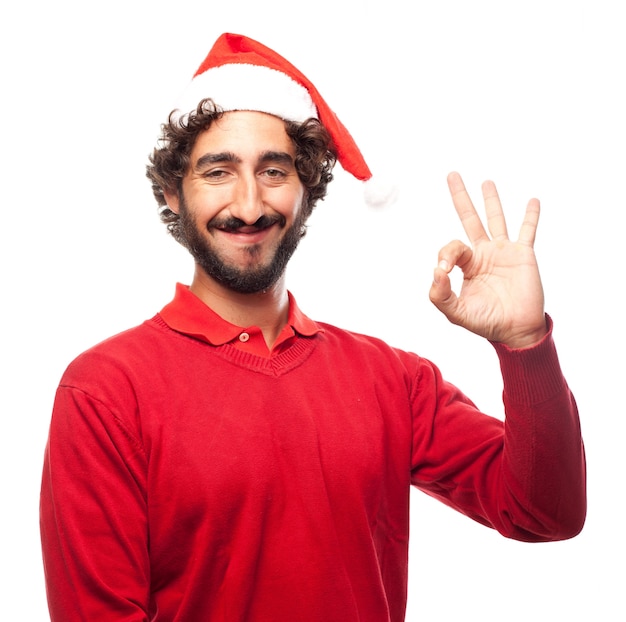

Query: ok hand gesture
[{"left": 429, "top": 172, "right": 547, "bottom": 349}]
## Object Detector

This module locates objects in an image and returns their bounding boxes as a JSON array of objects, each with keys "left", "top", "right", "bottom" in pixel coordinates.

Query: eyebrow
[
  {"left": 194, "top": 150, "right": 295, "bottom": 171},
  {"left": 194, "top": 152, "right": 240, "bottom": 170},
  {"left": 258, "top": 151, "right": 295, "bottom": 166}
]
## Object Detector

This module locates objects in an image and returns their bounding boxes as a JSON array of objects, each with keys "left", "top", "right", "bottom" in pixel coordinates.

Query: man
[{"left": 40, "top": 33, "right": 586, "bottom": 621}]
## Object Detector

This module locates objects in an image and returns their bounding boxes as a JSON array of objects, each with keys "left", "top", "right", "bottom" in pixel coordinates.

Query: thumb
[{"left": 429, "top": 261, "right": 459, "bottom": 322}]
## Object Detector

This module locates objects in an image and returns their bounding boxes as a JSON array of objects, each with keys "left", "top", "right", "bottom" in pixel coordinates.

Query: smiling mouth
[
  {"left": 216, "top": 223, "right": 272, "bottom": 235},
  {"left": 210, "top": 214, "right": 285, "bottom": 235}
]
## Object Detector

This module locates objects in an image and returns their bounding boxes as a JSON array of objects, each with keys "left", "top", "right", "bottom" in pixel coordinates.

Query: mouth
[
  {"left": 215, "top": 222, "right": 273, "bottom": 234},
  {"left": 210, "top": 215, "right": 285, "bottom": 237}
]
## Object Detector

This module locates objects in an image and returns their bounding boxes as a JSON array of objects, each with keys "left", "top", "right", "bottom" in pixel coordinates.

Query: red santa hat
[{"left": 171, "top": 33, "right": 395, "bottom": 207}]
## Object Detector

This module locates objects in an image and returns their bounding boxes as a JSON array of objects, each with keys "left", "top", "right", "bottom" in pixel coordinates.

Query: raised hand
[{"left": 429, "top": 172, "right": 547, "bottom": 349}]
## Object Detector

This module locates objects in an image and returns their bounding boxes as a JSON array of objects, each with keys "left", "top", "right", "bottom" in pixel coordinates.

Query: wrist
[{"left": 498, "top": 318, "right": 549, "bottom": 350}]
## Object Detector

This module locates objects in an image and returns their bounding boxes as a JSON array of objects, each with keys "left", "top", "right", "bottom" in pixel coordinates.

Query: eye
[
  {"left": 262, "top": 168, "right": 289, "bottom": 180},
  {"left": 201, "top": 168, "right": 230, "bottom": 182}
]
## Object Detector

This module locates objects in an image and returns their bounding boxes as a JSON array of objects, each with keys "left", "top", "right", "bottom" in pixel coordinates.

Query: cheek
[
  {"left": 274, "top": 186, "right": 306, "bottom": 219},
  {"left": 185, "top": 186, "right": 232, "bottom": 219}
]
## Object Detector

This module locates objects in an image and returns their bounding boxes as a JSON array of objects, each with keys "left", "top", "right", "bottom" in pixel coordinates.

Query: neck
[{"left": 189, "top": 266, "right": 290, "bottom": 349}]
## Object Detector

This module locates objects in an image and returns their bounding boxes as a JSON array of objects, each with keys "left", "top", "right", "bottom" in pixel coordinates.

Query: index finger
[{"left": 447, "top": 172, "right": 488, "bottom": 244}]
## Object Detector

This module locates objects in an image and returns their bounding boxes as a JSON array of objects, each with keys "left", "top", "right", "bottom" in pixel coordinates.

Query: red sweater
[{"left": 40, "top": 285, "right": 586, "bottom": 621}]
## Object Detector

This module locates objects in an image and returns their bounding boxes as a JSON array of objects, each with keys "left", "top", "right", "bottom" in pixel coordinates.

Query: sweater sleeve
[
  {"left": 40, "top": 379, "right": 151, "bottom": 621},
  {"left": 410, "top": 317, "right": 586, "bottom": 542}
]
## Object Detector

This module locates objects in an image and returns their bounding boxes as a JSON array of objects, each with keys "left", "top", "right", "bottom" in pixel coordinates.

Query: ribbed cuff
[{"left": 490, "top": 315, "right": 567, "bottom": 405}]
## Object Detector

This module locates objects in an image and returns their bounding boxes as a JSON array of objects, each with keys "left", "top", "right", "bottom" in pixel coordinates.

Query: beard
[{"left": 177, "top": 196, "right": 308, "bottom": 294}]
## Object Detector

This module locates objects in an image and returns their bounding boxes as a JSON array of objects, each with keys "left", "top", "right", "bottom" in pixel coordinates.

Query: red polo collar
[{"left": 158, "top": 283, "right": 322, "bottom": 357}]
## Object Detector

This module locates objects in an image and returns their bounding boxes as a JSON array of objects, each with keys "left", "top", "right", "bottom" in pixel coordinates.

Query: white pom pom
[{"left": 363, "top": 176, "right": 398, "bottom": 208}]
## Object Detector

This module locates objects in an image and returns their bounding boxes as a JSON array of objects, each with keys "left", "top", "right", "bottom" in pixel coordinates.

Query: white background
[{"left": 1, "top": 1, "right": 623, "bottom": 619}]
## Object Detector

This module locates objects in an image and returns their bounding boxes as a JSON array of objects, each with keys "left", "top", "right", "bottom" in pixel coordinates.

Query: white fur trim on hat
[{"left": 172, "top": 63, "right": 318, "bottom": 125}]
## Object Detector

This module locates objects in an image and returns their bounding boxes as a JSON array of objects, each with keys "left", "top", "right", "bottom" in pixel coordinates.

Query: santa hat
[{"left": 171, "top": 33, "right": 396, "bottom": 207}]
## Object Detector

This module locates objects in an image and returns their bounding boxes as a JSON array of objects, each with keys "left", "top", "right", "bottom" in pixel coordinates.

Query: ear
[{"left": 163, "top": 189, "right": 181, "bottom": 215}]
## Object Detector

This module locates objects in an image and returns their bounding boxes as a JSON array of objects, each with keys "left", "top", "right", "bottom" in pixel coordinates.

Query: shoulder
[
  {"left": 314, "top": 321, "right": 424, "bottom": 373},
  {"left": 59, "top": 317, "right": 169, "bottom": 391}
]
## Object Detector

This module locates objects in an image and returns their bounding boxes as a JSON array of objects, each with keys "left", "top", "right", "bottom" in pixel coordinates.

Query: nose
[{"left": 229, "top": 172, "right": 264, "bottom": 225}]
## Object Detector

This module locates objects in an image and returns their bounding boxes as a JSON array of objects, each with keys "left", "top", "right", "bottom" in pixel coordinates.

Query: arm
[
  {"left": 411, "top": 331, "right": 586, "bottom": 541},
  {"left": 417, "top": 172, "right": 586, "bottom": 538},
  {"left": 40, "top": 378, "right": 150, "bottom": 621}
]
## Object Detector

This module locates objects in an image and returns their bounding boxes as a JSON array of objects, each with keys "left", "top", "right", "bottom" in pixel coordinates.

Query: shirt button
[{"left": 239, "top": 332, "right": 250, "bottom": 343}]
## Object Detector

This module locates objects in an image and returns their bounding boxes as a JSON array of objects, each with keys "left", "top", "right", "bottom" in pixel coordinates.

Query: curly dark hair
[{"left": 146, "top": 98, "right": 337, "bottom": 243}]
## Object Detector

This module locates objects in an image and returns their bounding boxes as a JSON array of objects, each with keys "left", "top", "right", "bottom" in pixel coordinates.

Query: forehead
[{"left": 191, "top": 110, "right": 295, "bottom": 158}]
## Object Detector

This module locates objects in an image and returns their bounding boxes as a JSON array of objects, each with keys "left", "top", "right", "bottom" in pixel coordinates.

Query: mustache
[{"left": 207, "top": 214, "right": 286, "bottom": 232}]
